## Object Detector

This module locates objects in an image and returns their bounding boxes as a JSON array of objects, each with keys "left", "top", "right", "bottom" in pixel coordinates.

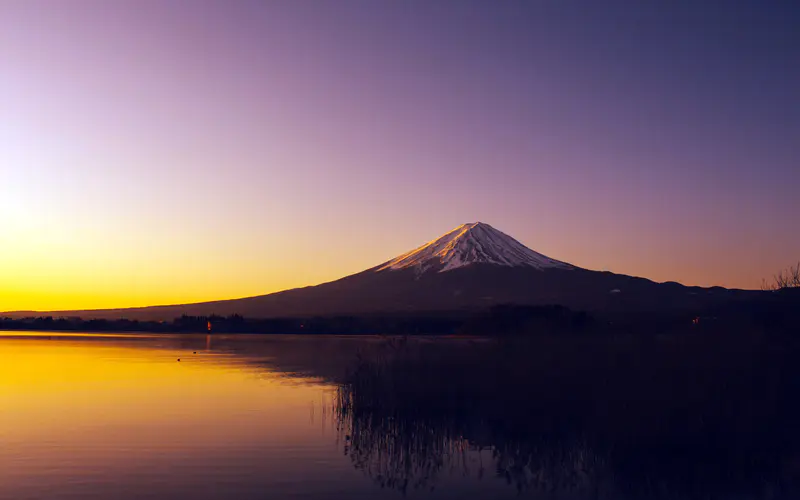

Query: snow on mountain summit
[{"left": 377, "top": 222, "right": 574, "bottom": 273}]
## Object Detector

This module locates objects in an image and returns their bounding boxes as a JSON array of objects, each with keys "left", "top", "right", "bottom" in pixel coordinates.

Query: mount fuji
[
  {"left": 377, "top": 222, "right": 573, "bottom": 273},
  {"left": 5, "top": 222, "right": 749, "bottom": 320}
]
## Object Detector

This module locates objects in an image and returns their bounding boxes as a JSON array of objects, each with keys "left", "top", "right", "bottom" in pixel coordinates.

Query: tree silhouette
[{"left": 762, "top": 262, "right": 800, "bottom": 291}]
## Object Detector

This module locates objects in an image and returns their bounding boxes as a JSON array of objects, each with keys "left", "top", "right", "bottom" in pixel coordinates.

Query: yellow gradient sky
[{"left": 2, "top": 1, "right": 798, "bottom": 311}]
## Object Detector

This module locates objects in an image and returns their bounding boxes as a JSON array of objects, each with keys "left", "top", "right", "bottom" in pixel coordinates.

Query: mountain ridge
[
  {"left": 376, "top": 222, "right": 574, "bottom": 273},
  {"left": 2, "top": 222, "right": 759, "bottom": 321}
]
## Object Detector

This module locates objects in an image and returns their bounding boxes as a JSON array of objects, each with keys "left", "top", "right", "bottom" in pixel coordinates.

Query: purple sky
[{"left": 1, "top": 0, "right": 798, "bottom": 309}]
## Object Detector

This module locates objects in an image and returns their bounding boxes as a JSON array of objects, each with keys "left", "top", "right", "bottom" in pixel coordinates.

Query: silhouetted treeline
[
  {"left": 2, "top": 290, "right": 798, "bottom": 335},
  {"left": 0, "top": 307, "right": 583, "bottom": 335},
  {"left": 171, "top": 313, "right": 465, "bottom": 335},
  {"left": 0, "top": 312, "right": 463, "bottom": 335},
  {"left": 0, "top": 315, "right": 175, "bottom": 332},
  {"left": 459, "top": 304, "right": 593, "bottom": 335}
]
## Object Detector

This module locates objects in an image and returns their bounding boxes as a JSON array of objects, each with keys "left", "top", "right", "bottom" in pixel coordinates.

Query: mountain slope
[
  {"left": 377, "top": 222, "right": 573, "bottom": 272},
  {"left": 2, "top": 222, "right": 756, "bottom": 320}
]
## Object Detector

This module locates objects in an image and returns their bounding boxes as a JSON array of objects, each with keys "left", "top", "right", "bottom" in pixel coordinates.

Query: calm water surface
[
  {"left": 0, "top": 333, "right": 511, "bottom": 500},
  {"left": 2, "top": 332, "right": 798, "bottom": 499}
]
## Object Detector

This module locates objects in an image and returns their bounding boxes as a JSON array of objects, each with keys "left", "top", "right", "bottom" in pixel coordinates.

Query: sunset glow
[{"left": 2, "top": 1, "right": 798, "bottom": 311}]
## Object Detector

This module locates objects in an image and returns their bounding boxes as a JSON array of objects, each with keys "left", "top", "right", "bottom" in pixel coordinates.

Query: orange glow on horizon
[
  {"left": 0, "top": 229, "right": 778, "bottom": 313},
  {"left": 2, "top": 0, "right": 797, "bottom": 313}
]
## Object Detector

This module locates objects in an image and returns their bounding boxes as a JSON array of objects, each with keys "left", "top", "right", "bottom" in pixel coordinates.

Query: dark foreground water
[{"left": 2, "top": 332, "right": 799, "bottom": 499}]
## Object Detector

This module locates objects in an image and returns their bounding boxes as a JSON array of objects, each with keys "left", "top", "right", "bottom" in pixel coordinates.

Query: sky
[{"left": 1, "top": 0, "right": 798, "bottom": 311}]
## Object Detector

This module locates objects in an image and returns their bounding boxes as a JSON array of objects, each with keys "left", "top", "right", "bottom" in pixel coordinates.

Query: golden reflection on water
[
  {"left": 0, "top": 333, "right": 530, "bottom": 500},
  {"left": 0, "top": 333, "right": 347, "bottom": 499},
  {"left": 1, "top": 335, "right": 327, "bottom": 434}
]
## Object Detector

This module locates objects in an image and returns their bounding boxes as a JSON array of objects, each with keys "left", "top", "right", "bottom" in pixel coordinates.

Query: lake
[{"left": 2, "top": 332, "right": 798, "bottom": 499}]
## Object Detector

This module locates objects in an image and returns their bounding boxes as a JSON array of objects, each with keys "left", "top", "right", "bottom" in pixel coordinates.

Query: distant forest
[
  {"left": 0, "top": 306, "right": 583, "bottom": 336},
  {"left": 2, "top": 289, "right": 798, "bottom": 336}
]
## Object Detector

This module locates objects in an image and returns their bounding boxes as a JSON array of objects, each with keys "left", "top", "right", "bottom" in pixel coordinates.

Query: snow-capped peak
[{"left": 376, "top": 222, "right": 574, "bottom": 273}]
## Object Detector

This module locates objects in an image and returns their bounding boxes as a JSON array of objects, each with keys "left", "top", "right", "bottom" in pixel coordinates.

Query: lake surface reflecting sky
[
  {"left": 2, "top": 332, "right": 797, "bottom": 499},
  {"left": 1, "top": 334, "right": 517, "bottom": 499}
]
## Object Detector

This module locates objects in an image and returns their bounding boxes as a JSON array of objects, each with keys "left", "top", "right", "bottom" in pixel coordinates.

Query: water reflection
[
  {"left": 2, "top": 332, "right": 799, "bottom": 499},
  {"left": 331, "top": 334, "right": 800, "bottom": 498},
  {"left": 0, "top": 334, "right": 353, "bottom": 500}
]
